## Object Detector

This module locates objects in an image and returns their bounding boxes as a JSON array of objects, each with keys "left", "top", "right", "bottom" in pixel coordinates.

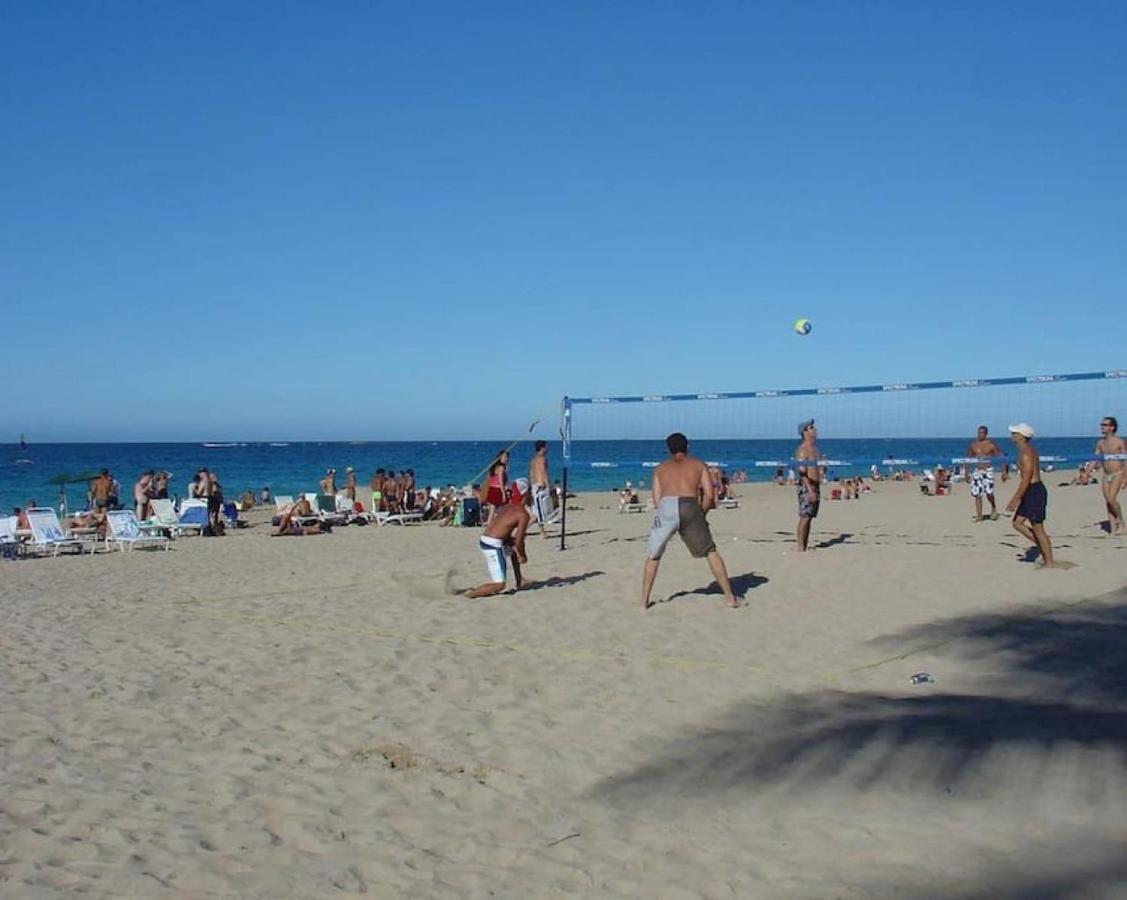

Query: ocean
[{"left": 0, "top": 437, "right": 1101, "bottom": 514}]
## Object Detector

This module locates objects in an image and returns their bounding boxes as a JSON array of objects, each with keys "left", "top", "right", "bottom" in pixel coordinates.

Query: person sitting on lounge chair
[
  {"left": 272, "top": 505, "right": 326, "bottom": 536},
  {"left": 68, "top": 508, "right": 108, "bottom": 537}
]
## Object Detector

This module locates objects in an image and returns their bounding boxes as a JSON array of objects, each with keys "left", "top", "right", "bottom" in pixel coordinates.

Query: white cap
[{"left": 1008, "top": 422, "right": 1035, "bottom": 438}]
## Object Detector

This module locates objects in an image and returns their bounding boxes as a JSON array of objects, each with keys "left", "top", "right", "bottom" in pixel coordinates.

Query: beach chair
[
  {"left": 105, "top": 509, "right": 171, "bottom": 552},
  {"left": 177, "top": 498, "right": 210, "bottom": 532},
  {"left": 364, "top": 493, "right": 423, "bottom": 526},
  {"left": 303, "top": 492, "right": 347, "bottom": 525},
  {"left": 25, "top": 508, "right": 92, "bottom": 556},
  {"left": 1, "top": 515, "right": 21, "bottom": 559},
  {"left": 272, "top": 495, "right": 319, "bottom": 528},
  {"left": 148, "top": 498, "right": 195, "bottom": 538}
]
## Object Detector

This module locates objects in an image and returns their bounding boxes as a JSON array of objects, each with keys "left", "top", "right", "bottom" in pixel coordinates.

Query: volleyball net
[{"left": 560, "top": 368, "right": 1127, "bottom": 475}]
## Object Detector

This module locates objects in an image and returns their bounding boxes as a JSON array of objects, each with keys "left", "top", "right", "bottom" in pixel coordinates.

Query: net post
[{"left": 560, "top": 396, "right": 572, "bottom": 551}]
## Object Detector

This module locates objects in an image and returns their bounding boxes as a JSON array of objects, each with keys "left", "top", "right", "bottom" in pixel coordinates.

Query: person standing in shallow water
[{"left": 641, "top": 432, "right": 739, "bottom": 610}]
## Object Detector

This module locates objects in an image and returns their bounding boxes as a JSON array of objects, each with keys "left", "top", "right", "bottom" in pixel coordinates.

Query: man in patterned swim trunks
[
  {"left": 795, "top": 419, "right": 821, "bottom": 551},
  {"left": 966, "top": 425, "right": 1003, "bottom": 521},
  {"left": 640, "top": 433, "right": 739, "bottom": 610}
]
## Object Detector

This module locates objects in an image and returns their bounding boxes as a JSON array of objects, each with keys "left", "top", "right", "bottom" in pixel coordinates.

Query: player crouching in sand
[{"left": 466, "top": 478, "right": 532, "bottom": 598}]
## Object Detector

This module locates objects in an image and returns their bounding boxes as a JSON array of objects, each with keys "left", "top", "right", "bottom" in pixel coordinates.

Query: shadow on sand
[
  {"left": 664, "top": 571, "right": 769, "bottom": 603},
  {"left": 592, "top": 586, "right": 1127, "bottom": 895}
]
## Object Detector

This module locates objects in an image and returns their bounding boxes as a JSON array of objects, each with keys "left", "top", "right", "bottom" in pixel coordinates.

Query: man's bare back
[
  {"left": 653, "top": 455, "right": 711, "bottom": 506},
  {"left": 483, "top": 502, "right": 531, "bottom": 554}
]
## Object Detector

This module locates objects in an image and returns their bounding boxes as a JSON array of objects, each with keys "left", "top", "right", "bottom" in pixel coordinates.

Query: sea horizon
[{"left": 2, "top": 436, "right": 1104, "bottom": 514}]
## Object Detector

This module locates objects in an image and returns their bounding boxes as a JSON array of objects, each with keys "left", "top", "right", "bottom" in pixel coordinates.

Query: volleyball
[{"left": 794, "top": 318, "right": 812, "bottom": 335}]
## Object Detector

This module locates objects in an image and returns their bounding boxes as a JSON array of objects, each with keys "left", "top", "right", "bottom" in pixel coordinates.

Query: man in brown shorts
[{"left": 641, "top": 432, "right": 739, "bottom": 610}]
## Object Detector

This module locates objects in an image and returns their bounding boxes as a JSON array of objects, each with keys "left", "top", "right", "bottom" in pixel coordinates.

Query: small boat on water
[
  {"left": 269, "top": 442, "right": 290, "bottom": 447},
  {"left": 14, "top": 432, "right": 32, "bottom": 464},
  {"left": 202, "top": 442, "right": 238, "bottom": 448}
]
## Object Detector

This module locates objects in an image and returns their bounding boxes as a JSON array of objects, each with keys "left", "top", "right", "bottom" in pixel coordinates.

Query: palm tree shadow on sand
[{"left": 591, "top": 586, "right": 1127, "bottom": 895}]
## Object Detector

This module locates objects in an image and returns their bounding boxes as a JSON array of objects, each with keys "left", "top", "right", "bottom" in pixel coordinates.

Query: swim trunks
[
  {"left": 647, "top": 497, "right": 717, "bottom": 560},
  {"left": 1015, "top": 482, "right": 1048, "bottom": 524},
  {"left": 531, "top": 484, "right": 552, "bottom": 523},
  {"left": 797, "top": 481, "right": 820, "bottom": 519},
  {"left": 970, "top": 467, "right": 995, "bottom": 498},
  {"left": 479, "top": 535, "right": 510, "bottom": 583}
]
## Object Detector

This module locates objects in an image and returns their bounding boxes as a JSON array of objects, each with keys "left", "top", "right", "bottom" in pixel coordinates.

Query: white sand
[{"left": 2, "top": 479, "right": 1126, "bottom": 897}]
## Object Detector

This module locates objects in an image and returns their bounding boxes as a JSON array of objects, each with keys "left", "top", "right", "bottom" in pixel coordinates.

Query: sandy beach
[{"left": 3, "top": 479, "right": 1126, "bottom": 897}]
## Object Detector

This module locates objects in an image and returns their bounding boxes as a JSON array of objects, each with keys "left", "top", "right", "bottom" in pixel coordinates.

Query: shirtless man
[
  {"left": 1005, "top": 423, "right": 1056, "bottom": 568},
  {"left": 528, "top": 440, "right": 552, "bottom": 537},
  {"left": 641, "top": 432, "right": 738, "bottom": 610},
  {"left": 966, "top": 425, "right": 1003, "bottom": 521},
  {"left": 466, "top": 479, "right": 532, "bottom": 598},
  {"left": 1096, "top": 416, "right": 1126, "bottom": 534},
  {"left": 91, "top": 470, "right": 112, "bottom": 510},
  {"left": 385, "top": 471, "right": 401, "bottom": 514},
  {"left": 344, "top": 467, "right": 357, "bottom": 503},
  {"left": 370, "top": 469, "right": 387, "bottom": 511},
  {"left": 133, "top": 471, "right": 154, "bottom": 521},
  {"left": 795, "top": 419, "right": 822, "bottom": 552},
  {"left": 319, "top": 468, "right": 337, "bottom": 496}
]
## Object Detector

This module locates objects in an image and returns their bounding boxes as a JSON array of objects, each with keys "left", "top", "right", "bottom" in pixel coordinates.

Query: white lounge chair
[
  {"left": 105, "top": 510, "right": 171, "bottom": 552},
  {"left": 1, "top": 515, "right": 21, "bottom": 559},
  {"left": 25, "top": 508, "right": 92, "bottom": 556},
  {"left": 363, "top": 494, "right": 422, "bottom": 526},
  {"left": 148, "top": 499, "right": 198, "bottom": 537},
  {"left": 306, "top": 492, "right": 349, "bottom": 525}
]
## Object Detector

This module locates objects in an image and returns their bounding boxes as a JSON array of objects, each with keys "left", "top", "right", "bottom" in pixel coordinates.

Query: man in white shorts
[
  {"left": 466, "top": 479, "right": 532, "bottom": 598},
  {"left": 641, "top": 433, "right": 739, "bottom": 610},
  {"left": 966, "top": 425, "right": 1003, "bottom": 521},
  {"left": 528, "top": 440, "right": 553, "bottom": 536}
]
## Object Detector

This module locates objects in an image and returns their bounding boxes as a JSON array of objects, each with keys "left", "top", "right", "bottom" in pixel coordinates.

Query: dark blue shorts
[{"left": 1016, "top": 482, "right": 1048, "bottom": 524}]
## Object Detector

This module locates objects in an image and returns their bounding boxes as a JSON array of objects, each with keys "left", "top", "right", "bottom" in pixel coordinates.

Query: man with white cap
[
  {"left": 466, "top": 478, "right": 532, "bottom": 598},
  {"left": 1005, "top": 423, "right": 1056, "bottom": 568}
]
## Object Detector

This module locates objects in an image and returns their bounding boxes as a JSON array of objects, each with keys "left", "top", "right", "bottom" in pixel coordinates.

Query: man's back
[
  {"left": 655, "top": 455, "right": 706, "bottom": 499},
  {"left": 484, "top": 502, "right": 528, "bottom": 539}
]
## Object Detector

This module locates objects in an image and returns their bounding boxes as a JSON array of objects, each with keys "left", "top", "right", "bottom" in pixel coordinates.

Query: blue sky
[{"left": 2, "top": 1, "right": 1124, "bottom": 441}]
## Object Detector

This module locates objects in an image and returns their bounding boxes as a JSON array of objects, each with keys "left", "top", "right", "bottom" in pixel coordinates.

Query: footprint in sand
[{"left": 390, "top": 570, "right": 455, "bottom": 600}]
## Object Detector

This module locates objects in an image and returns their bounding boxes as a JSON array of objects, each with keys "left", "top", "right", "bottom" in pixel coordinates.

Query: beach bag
[{"left": 461, "top": 498, "right": 481, "bottom": 527}]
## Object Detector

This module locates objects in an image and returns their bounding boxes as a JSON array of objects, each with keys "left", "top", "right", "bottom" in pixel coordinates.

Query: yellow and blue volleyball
[{"left": 794, "top": 318, "right": 812, "bottom": 335}]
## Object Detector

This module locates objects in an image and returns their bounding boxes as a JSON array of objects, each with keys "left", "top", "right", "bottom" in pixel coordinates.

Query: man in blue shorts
[{"left": 1005, "top": 423, "right": 1057, "bottom": 568}]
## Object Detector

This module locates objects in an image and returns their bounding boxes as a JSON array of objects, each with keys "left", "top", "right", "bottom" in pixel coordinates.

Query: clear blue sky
[{"left": 2, "top": 1, "right": 1124, "bottom": 441}]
